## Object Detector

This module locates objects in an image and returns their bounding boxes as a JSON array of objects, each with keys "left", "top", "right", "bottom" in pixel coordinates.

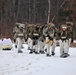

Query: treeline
[{"left": 0, "top": 0, "right": 75, "bottom": 39}]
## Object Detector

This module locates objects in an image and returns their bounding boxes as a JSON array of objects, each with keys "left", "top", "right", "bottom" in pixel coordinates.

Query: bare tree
[
  {"left": 47, "top": 0, "right": 51, "bottom": 23},
  {"left": 52, "top": 0, "right": 66, "bottom": 22}
]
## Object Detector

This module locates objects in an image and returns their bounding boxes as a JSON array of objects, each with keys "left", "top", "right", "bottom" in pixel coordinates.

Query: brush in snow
[{"left": 60, "top": 53, "right": 70, "bottom": 58}]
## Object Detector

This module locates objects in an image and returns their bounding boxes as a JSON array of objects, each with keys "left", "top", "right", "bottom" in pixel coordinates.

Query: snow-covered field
[{"left": 0, "top": 44, "right": 76, "bottom": 75}]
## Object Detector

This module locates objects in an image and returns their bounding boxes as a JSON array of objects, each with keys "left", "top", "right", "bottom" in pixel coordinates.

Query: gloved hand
[
  {"left": 15, "top": 45, "right": 17, "bottom": 48},
  {"left": 42, "top": 39, "right": 44, "bottom": 42},
  {"left": 25, "top": 39, "right": 27, "bottom": 42}
]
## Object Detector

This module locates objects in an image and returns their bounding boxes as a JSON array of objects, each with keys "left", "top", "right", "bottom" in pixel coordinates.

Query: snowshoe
[
  {"left": 18, "top": 50, "right": 23, "bottom": 53},
  {"left": 63, "top": 53, "right": 69, "bottom": 57},
  {"left": 51, "top": 52, "right": 55, "bottom": 56},
  {"left": 60, "top": 53, "right": 69, "bottom": 58}
]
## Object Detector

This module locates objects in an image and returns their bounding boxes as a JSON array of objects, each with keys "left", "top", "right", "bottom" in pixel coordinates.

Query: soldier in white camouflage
[
  {"left": 27, "top": 24, "right": 36, "bottom": 53},
  {"left": 31, "top": 25, "right": 41, "bottom": 54},
  {"left": 42, "top": 24, "right": 48, "bottom": 51},
  {"left": 65, "top": 17, "right": 75, "bottom": 43},
  {"left": 27, "top": 24, "right": 43, "bottom": 54},
  {"left": 15, "top": 23, "right": 26, "bottom": 53},
  {"left": 49, "top": 23, "right": 57, "bottom": 56},
  {"left": 43, "top": 22, "right": 56, "bottom": 56},
  {"left": 59, "top": 24, "right": 70, "bottom": 58},
  {"left": 38, "top": 25, "right": 45, "bottom": 54},
  {"left": 43, "top": 22, "right": 57, "bottom": 56},
  {"left": 13, "top": 23, "right": 20, "bottom": 48},
  {"left": 66, "top": 21, "right": 75, "bottom": 44}
]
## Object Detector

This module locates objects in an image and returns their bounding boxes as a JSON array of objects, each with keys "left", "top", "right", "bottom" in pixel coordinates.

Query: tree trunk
[
  {"left": 0, "top": 0, "right": 2, "bottom": 24},
  {"left": 28, "top": 0, "right": 31, "bottom": 22},
  {"left": 13, "top": 0, "right": 16, "bottom": 19},
  {"left": 47, "top": 0, "right": 51, "bottom": 24},
  {"left": 52, "top": 0, "right": 66, "bottom": 22},
  {"left": 33, "top": 0, "right": 36, "bottom": 23},
  {"left": 16, "top": 0, "right": 20, "bottom": 21}
]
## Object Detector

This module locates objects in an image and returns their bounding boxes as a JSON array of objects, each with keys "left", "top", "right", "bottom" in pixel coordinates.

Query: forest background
[{"left": 0, "top": 0, "right": 76, "bottom": 39}]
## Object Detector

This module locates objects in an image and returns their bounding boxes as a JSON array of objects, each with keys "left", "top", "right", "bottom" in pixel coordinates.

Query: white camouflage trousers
[
  {"left": 37, "top": 40, "right": 45, "bottom": 52},
  {"left": 51, "top": 38, "right": 56, "bottom": 53},
  {"left": 16, "top": 37, "right": 24, "bottom": 51},
  {"left": 44, "top": 38, "right": 56, "bottom": 55},
  {"left": 59, "top": 40, "right": 69, "bottom": 55},
  {"left": 45, "top": 37, "right": 52, "bottom": 55},
  {"left": 46, "top": 42, "right": 52, "bottom": 55},
  {"left": 27, "top": 38, "right": 33, "bottom": 49},
  {"left": 68, "top": 38, "right": 71, "bottom": 47}
]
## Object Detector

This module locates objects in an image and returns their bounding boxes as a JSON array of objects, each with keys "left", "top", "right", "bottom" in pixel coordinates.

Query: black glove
[
  {"left": 25, "top": 39, "right": 27, "bottom": 42},
  {"left": 42, "top": 39, "right": 44, "bottom": 42},
  {"left": 15, "top": 45, "right": 17, "bottom": 48},
  {"left": 14, "top": 39, "right": 16, "bottom": 43},
  {"left": 33, "top": 41, "right": 35, "bottom": 45}
]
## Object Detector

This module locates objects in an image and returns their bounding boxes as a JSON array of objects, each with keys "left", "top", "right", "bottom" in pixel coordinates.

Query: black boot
[
  {"left": 40, "top": 51, "right": 45, "bottom": 54},
  {"left": 46, "top": 54, "right": 51, "bottom": 57},
  {"left": 33, "top": 49, "right": 35, "bottom": 53},
  {"left": 51, "top": 51, "right": 55, "bottom": 56},
  {"left": 15, "top": 45, "right": 17, "bottom": 48},
  {"left": 29, "top": 49, "right": 35, "bottom": 54},
  {"left": 29, "top": 51, "right": 33, "bottom": 54},
  {"left": 18, "top": 50, "right": 23, "bottom": 53},
  {"left": 34, "top": 51, "right": 40, "bottom": 54},
  {"left": 45, "top": 49, "right": 47, "bottom": 52}
]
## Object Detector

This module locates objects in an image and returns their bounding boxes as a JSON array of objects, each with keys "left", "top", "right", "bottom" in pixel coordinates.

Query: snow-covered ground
[{"left": 0, "top": 44, "right": 76, "bottom": 75}]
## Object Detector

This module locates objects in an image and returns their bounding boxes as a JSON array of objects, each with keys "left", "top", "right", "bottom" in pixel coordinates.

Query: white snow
[{"left": 0, "top": 44, "right": 76, "bottom": 75}]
